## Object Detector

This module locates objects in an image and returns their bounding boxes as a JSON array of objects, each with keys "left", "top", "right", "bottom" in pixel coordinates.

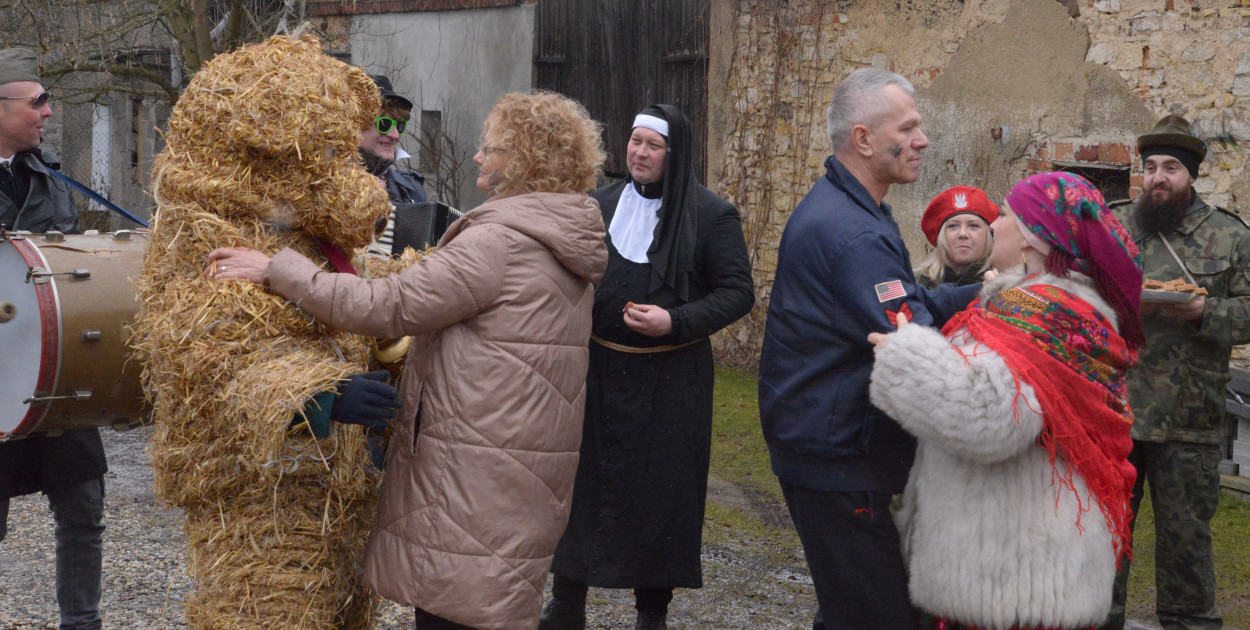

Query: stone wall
[
  {"left": 1082, "top": 0, "right": 1250, "bottom": 205},
  {"left": 709, "top": 0, "right": 1250, "bottom": 367}
]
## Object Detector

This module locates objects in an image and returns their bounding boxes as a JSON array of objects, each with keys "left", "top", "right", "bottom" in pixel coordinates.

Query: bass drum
[{"left": 0, "top": 231, "right": 148, "bottom": 439}]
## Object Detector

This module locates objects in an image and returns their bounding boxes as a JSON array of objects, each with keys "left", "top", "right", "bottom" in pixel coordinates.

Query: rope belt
[{"left": 590, "top": 334, "right": 704, "bottom": 354}]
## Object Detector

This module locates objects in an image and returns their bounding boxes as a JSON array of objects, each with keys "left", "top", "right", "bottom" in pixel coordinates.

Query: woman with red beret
[{"left": 916, "top": 185, "right": 1000, "bottom": 289}]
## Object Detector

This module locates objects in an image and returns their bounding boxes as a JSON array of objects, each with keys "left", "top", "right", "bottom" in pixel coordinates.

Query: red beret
[{"left": 921, "top": 186, "right": 1000, "bottom": 247}]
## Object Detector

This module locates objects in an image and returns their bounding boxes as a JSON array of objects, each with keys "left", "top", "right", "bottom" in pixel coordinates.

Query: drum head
[{"left": 0, "top": 238, "right": 57, "bottom": 436}]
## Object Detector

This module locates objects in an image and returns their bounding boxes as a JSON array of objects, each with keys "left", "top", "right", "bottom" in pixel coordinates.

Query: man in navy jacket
[{"left": 758, "top": 68, "right": 980, "bottom": 629}]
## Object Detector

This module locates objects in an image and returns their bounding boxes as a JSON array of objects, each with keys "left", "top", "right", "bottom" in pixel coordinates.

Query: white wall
[{"left": 351, "top": 5, "right": 535, "bottom": 210}]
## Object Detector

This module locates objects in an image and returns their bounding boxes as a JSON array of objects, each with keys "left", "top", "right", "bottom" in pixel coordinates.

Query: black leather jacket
[{"left": 0, "top": 148, "right": 81, "bottom": 233}]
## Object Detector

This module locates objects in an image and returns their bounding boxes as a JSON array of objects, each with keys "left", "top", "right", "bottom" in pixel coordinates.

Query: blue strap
[{"left": 45, "top": 168, "right": 149, "bottom": 228}]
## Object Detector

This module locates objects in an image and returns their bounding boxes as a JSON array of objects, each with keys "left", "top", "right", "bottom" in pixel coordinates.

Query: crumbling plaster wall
[{"left": 710, "top": 0, "right": 1250, "bottom": 367}]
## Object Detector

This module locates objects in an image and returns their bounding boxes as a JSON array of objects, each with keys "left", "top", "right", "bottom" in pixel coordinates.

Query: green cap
[
  {"left": 0, "top": 48, "right": 40, "bottom": 86},
  {"left": 1137, "top": 114, "right": 1207, "bottom": 162}
]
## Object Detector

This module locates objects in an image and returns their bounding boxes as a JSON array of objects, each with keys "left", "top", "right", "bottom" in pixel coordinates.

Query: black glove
[{"left": 330, "top": 370, "right": 400, "bottom": 431}]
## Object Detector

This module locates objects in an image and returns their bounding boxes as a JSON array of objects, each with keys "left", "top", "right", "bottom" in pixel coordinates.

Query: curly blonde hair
[{"left": 481, "top": 91, "right": 605, "bottom": 198}]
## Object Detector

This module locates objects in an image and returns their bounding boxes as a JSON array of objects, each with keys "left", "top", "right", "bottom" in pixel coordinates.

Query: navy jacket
[{"left": 758, "top": 156, "right": 979, "bottom": 493}]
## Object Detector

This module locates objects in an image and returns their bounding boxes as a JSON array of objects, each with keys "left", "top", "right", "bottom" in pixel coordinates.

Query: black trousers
[{"left": 780, "top": 480, "right": 917, "bottom": 630}]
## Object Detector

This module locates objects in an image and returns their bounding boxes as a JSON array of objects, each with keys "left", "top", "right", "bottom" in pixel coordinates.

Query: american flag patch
[{"left": 875, "top": 280, "right": 907, "bottom": 303}]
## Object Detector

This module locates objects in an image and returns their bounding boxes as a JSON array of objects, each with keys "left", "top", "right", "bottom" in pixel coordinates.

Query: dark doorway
[
  {"left": 1053, "top": 162, "right": 1131, "bottom": 204},
  {"left": 534, "top": 0, "right": 710, "bottom": 181}
]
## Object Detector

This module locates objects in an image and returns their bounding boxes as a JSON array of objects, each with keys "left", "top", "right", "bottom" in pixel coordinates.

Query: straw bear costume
[{"left": 132, "top": 35, "right": 392, "bottom": 629}]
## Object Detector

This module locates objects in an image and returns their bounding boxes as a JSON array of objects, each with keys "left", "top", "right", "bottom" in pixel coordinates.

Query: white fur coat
[{"left": 869, "top": 271, "right": 1120, "bottom": 629}]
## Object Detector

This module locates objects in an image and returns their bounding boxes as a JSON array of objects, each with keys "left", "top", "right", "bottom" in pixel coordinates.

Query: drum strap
[
  {"left": 0, "top": 163, "right": 16, "bottom": 206},
  {"left": 40, "top": 244, "right": 119, "bottom": 256},
  {"left": 46, "top": 169, "right": 149, "bottom": 228}
]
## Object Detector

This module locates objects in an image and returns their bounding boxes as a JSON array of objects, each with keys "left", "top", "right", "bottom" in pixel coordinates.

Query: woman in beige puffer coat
[{"left": 209, "top": 91, "right": 609, "bottom": 630}]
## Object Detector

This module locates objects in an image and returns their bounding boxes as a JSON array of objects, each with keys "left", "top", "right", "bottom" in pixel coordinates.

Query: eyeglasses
[
  {"left": 0, "top": 91, "right": 51, "bottom": 109},
  {"left": 374, "top": 117, "right": 407, "bottom": 135},
  {"left": 479, "top": 145, "right": 509, "bottom": 155}
]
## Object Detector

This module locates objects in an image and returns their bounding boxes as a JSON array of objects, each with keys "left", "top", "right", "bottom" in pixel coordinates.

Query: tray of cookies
[{"left": 1142, "top": 279, "right": 1207, "bottom": 303}]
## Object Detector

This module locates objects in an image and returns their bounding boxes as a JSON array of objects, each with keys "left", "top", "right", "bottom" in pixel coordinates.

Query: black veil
[{"left": 639, "top": 104, "right": 699, "bottom": 302}]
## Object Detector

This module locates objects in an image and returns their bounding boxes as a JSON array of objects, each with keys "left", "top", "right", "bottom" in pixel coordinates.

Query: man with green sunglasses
[{"left": 361, "top": 74, "right": 428, "bottom": 260}]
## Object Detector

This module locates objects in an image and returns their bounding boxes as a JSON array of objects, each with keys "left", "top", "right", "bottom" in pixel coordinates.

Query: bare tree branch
[
  {"left": 2, "top": 0, "right": 307, "bottom": 105},
  {"left": 43, "top": 62, "right": 180, "bottom": 103}
]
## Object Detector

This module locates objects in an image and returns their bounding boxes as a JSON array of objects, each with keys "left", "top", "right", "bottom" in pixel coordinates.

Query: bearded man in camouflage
[{"left": 1100, "top": 115, "right": 1250, "bottom": 630}]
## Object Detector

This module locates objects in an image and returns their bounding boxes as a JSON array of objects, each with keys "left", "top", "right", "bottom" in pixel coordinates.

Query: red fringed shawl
[{"left": 941, "top": 282, "right": 1137, "bottom": 562}]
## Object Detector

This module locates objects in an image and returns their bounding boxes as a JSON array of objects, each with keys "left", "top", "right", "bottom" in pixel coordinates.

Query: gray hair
[{"left": 827, "top": 68, "right": 915, "bottom": 154}]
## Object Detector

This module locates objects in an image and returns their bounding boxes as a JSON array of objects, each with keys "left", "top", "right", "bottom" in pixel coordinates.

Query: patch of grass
[
  {"left": 709, "top": 365, "right": 784, "bottom": 507},
  {"left": 702, "top": 501, "right": 797, "bottom": 560},
  {"left": 705, "top": 365, "right": 800, "bottom": 557},
  {"left": 1124, "top": 488, "right": 1250, "bottom": 628}
]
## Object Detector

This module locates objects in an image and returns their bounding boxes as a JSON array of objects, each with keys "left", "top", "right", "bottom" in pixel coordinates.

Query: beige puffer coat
[{"left": 264, "top": 192, "right": 608, "bottom": 629}]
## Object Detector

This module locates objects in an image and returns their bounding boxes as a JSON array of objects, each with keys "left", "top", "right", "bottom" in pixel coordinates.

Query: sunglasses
[
  {"left": 375, "top": 117, "right": 407, "bottom": 135},
  {"left": 0, "top": 91, "right": 51, "bottom": 109}
]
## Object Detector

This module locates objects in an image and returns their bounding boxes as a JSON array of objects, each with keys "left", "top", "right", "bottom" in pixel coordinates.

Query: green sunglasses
[{"left": 375, "top": 117, "right": 408, "bottom": 135}]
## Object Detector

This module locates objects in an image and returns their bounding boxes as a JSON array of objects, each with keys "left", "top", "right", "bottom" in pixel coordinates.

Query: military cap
[{"left": 0, "top": 48, "right": 40, "bottom": 87}]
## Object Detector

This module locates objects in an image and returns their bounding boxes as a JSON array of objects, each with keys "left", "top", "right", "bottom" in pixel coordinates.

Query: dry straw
[{"left": 132, "top": 34, "right": 398, "bottom": 629}]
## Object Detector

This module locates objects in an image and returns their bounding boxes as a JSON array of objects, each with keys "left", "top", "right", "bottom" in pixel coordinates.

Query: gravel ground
[
  {"left": 0, "top": 427, "right": 816, "bottom": 629},
  {"left": 0, "top": 427, "right": 1164, "bottom": 630}
]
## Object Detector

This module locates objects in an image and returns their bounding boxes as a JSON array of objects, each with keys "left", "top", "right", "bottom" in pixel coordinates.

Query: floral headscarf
[{"left": 1005, "top": 172, "right": 1145, "bottom": 347}]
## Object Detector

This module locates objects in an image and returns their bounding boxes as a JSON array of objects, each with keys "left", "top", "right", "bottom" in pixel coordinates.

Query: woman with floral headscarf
[{"left": 867, "top": 172, "right": 1144, "bottom": 629}]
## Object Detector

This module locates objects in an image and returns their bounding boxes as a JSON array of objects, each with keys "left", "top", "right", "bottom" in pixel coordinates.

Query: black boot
[
  {"left": 634, "top": 611, "right": 668, "bottom": 630},
  {"left": 633, "top": 587, "right": 672, "bottom": 630},
  {"left": 537, "top": 597, "right": 586, "bottom": 630},
  {"left": 539, "top": 575, "right": 588, "bottom": 630}
]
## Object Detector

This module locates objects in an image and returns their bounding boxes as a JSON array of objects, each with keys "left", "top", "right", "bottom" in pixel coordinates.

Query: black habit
[{"left": 551, "top": 105, "right": 754, "bottom": 588}]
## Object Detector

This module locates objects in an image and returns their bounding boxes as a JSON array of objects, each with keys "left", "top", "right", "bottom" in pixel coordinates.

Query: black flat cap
[{"left": 369, "top": 74, "right": 414, "bottom": 111}]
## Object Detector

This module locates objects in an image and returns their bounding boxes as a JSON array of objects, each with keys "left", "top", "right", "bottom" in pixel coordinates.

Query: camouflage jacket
[{"left": 1111, "top": 193, "right": 1250, "bottom": 444}]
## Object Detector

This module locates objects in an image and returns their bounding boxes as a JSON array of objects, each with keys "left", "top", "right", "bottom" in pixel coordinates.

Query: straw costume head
[
  {"left": 133, "top": 35, "right": 392, "bottom": 629},
  {"left": 156, "top": 35, "right": 389, "bottom": 250}
]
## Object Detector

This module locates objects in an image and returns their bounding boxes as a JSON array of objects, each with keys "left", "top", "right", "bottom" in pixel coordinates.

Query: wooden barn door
[{"left": 534, "top": 0, "right": 709, "bottom": 181}]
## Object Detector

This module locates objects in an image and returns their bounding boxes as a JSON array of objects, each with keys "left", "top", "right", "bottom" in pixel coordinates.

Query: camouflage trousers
[{"left": 1099, "top": 440, "right": 1223, "bottom": 630}]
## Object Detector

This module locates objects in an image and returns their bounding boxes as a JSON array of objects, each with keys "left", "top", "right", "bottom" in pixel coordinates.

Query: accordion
[{"left": 388, "top": 201, "right": 463, "bottom": 258}]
